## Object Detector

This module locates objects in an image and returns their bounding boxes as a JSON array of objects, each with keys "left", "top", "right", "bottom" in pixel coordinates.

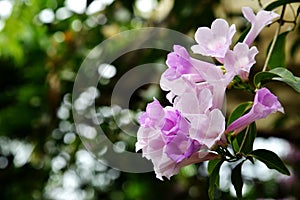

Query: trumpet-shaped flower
[
  {"left": 224, "top": 42, "right": 259, "bottom": 80},
  {"left": 192, "top": 19, "right": 236, "bottom": 58},
  {"left": 226, "top": 88, "right": 284, "bottom": 134},
  {"left": 242, "top": 7, "right": 279, "bottom": 46}
]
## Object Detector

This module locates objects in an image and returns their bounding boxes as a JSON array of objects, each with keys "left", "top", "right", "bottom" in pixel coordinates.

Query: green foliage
[
  {"left": 249, "top": 149, "right": 290, "bottom": 175},
  {"left": 208, "top": 159, "right": 223, "bottom": 200},
  {"left": 267, "top": 32, "right": 289, "bottom": 69},
  {"left": 254, "top": 67, "right": 300, "bottom": 92},
  {"left": 227, "top": 102, "right": 253, "bottom": 126},
  {"left": 231, "top": 162, "right": 244, "bottom": 199},
  {"left": 232, "top": 123, "right": 256, "bottom": 155},
  {"left": 236, "top": 26, "right": 251, "bottom": 44},
  {"left": 0, "top": 0, "right": 299, "bottom": 199}
]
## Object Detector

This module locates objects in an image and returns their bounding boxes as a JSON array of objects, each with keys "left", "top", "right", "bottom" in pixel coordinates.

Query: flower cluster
[{"left": 136, "top": 7, "right": 283, "bottom": 180}]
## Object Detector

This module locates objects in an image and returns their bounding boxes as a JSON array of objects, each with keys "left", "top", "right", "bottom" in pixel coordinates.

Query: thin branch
[
  {"left": 238, "top": 125, "right": 250, "bottom": 154},
  {"left": 261, "top": 4, "right": 286, "bottom": 73}
]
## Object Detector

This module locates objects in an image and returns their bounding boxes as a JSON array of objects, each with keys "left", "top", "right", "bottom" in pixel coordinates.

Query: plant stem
[
  {"left": 238, "top": 125, "right": 250, "bottom": 154},
  {"left": 261, "top": 5, "right": 286, "bottom": 73}
]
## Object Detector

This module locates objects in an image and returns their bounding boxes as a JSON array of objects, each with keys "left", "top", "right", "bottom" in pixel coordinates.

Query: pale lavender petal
[
  {"left": 193, "top": 64, "right": 232, "bottom": 109},
  {"left": 160, "top": 74, "right": 191, "bottom": 95},
  {"left": 253, "top": 87, "right": 284, "bottom": 116},
  {"left": 226, "top": 88, "right": 284, "bottom": 134},
  {"left": 198, "top": 88, "right": 213, "bottom": 113},
  {"left": 136, "top": 127, "right": 165, "bottom": 160},
  {"left": 146, "top": 99, "right": 164, "bottom": 119},
  {"left": 165, "top": 45, "right": 203, "bottom": 81},
  {"left": 242, "top": 7, "right": 279, "bottom": 46},
  {"left": 180, "top": 152, "right": 219, "bottom": 166},
  {"left": 189, "top": 109, "right": 226, "bottom": 149},
  {"left": 174, "top": 92, "right": 200, "bottom": 115},
  {"left": 200, "top": 109, "right": 226, "bottom": 149},
  {"left": 242, "top": 7, "right": 256, "bottom": 23},
  {"left": 161, "top": 108, "right": 190, "bottom": 138},
  {"left": 226, "top": 110, "right": 259, "bottom": 134},
  {"left": 153, "top": 149, "right": 219, "bottom": 180},
  {"left": 152, "top": 152, "right": 178, "bottom": 180},
  {"left": 165, "top": 132, "right": 201, "bottom": 163},
  {"left": 140, "top": 98, "right": 165, "bottom": 128},
  {"left": 224, "top": 42, "right": 258, "bottom": 80},
  {"left": 192, "top": 19, "right": 236, "bottom": 58},
  {"left": 190, "top": 57, "right": 218, "bottom": 74}
]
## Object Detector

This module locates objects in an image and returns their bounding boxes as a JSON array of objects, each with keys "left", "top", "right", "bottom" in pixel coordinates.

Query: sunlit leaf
[{"left": 249, "top": 149, "right": 290, "bottom": 175}]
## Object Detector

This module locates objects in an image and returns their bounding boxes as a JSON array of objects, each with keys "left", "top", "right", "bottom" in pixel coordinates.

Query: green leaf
[
  {"left": 254, "top": 67, "right": 300, "bottom": 93},
  {"left": 265, "top": 0, "right": 300, "bottom": 11},
  {"left": 227, "top": 102, "right": 253, "bottom": 126},
  {"left": 267, "top": 32, "right": 289, "bottom": 69},
  {"left": 208, "top": 159, "right": 223, "bottom": 200},
  {"left": 231, "top": 162, "right": 244, "bottom": 199},
  {"left": 253, "top": 71, "right": 277, "bottom": 87},
  {"left": 249, "top": 149, "right": 290, "bottom": 175},
  {"left": 208, "top": 158, "right": 222, "bottom": 175},
  {"left": 291, "top": 38, "right": 300, "bottom": 59},
  {"left": 232, "top": 136, "right": 241, "bottom": 153}
]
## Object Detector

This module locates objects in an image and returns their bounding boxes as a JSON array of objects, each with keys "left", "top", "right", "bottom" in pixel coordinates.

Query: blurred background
[{"left": 0, "top": 0, "right": 300, "bottom": 199}]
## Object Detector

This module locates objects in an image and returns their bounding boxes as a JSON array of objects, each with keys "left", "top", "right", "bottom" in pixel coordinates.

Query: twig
[
  {"left": 238, "top": 125, "right": 250, "bottom": 154},
  {"left": 261, "top": 5, "right": 286, "bottom": 73}
]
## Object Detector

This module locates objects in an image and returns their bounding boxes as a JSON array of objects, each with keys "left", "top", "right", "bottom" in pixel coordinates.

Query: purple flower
[
  {"left": 164, "top": 45, "right": 200, "bottom": 81},
  {"left": 139, "top": 98, "right": 165, "bottom": 128},
  {"left": 165, "top": 132, "right": 201, "bottom": 163},
  {"left": 153, "top": 150, "right": 219, "bottom": 180},
  {"left": 191, "top": 19, "right": 236, "bottom": 58},
  {"left": 161, "top": 109, "right": 190, "bottom": 142},
  {"left": 226, "top": 88, "right": 284, "bottom": 134},
  {"left": 137, "top": 99, "right": 209, "bottom": 179},
  {"left": 224, "top": 42, "right": 258, "bottom": 80},
  {"left": 242, "top": 7, "right": 279, "bottom": 46},
  {"left": 137, "top": 130, "right": 216, "bottom": 180},
  {"left": 189, "top": 109, "right": 226, "bottom": 149},
  {"left": 174, "top": 88, "right": 213, "bottom": 118},
  {"left": 161, "top": 57, "right": 233, "bottom": 110},
  {"left": 192, "top": 60, "right": 234, "bottom": 109}
]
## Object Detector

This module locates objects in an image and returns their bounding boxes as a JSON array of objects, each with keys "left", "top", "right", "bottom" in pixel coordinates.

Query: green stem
[
  {"left": 237, "top": 125, "right": 250, "bottom": 154},
  {"left": 261, "top": 4, "right": 286, "bottom": 73}
]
